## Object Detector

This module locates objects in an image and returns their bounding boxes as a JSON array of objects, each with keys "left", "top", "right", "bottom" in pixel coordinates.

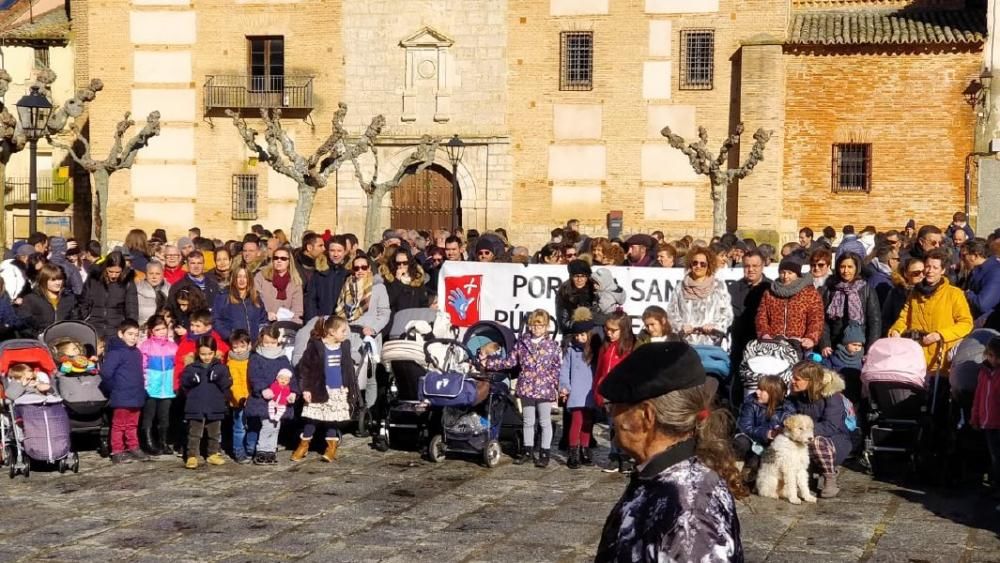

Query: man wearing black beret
[{"left": 595, "top": 342, "right": 745, "bottom": 563}]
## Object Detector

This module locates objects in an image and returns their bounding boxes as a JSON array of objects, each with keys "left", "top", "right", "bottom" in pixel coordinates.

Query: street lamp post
[
  {"left": 15, "top": 86, "right": 53, "bottom": 236},
  {"left": 444, "top": 134, "right": 465, "bottom": 231}
]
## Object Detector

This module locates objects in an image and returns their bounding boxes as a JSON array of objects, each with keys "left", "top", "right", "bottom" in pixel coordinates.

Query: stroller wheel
[
  {"left": 97, "top": 438, "right": 110, "bottom": 458},
  {"left": 483, "top": 440, "right": 501, "bottom": 468},
  {"left": 58, "top": 460, "right": 66, "bottom": 474},
  {"left": 72, "top": 452, "right": 80, "bottom": 473},
  {"left": 22, "top": 461, "right": 28, "bottom": 478},
  {"left": 427, "top": 435, "right": 445, "bottom": 463},
  {"left": 372, "top": 435, "right": 390, "bottom": 453},
  {"left": 8, "top": 461, "right": 14, "bottom": 479}
]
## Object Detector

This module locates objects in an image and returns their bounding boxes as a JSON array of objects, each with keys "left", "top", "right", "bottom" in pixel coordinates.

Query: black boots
[
  {"left": 567, "top": 447, "right": 581, "bottom": 470},
  {"left": 142, "top": 428, "right": 162, "bottom": 456},
  {"left": 535, "top": 449, "right": 551, "bottom": 468},
  {"left": 580, "top": 447, "right": 593, "bottom": 466}
]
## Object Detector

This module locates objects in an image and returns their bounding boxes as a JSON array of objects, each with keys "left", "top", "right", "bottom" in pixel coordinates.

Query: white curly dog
[{"left": 756, "top": 414, "right": 817, "bottom": 504}]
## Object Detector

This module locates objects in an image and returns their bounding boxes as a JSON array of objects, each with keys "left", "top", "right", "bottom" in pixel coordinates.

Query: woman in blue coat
[
  {"left": 212, "top": 266, "right": 268, "bottom": 343},
  {"left": 244, "top": 324, "right": 296, "bottom": 465},
  {"left": 557, "top": 307, "right": 596, "bottom": 469},
  {"left": 788, "top": 361, "right": 855, "bottom": 499}
]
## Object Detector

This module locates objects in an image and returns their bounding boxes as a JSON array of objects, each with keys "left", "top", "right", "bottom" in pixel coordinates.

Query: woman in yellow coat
[{"left": 889, "top": 249, "right": 973, "bottom": 371}]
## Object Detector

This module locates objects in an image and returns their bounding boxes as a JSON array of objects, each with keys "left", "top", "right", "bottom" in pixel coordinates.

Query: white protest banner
[{"left": 438, "top": 262, "right": 779, "bottom": 334}]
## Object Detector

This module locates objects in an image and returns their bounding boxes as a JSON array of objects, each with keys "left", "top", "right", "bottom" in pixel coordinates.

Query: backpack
[{"left": 841, "top": 395, "right": 858, "bottom": 432}]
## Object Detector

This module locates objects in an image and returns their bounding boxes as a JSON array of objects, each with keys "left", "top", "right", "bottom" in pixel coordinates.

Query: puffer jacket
[
  {"left": 181, "top": 360, "right": 232, "bottom": 421},
  {"left": 483, "top": 333, "right": 562, "bottom": 401},
  {"left": 100, "top": 337, "right": 146, "bottom": 409},
  {"left": 79, "top": 275, "right": 139, "bottom": 340},
  {"left": 890, "top": 278, "right": 973, "bottom": 370},
  {"left": 135, "top": 279, "right": 170, "bottom": 327},
  {"left": 381, "top": 264, "right": 430, "bottom": 316},
  {"left": 592, "top": 268, "right": 626, "bottom": 316},
  {"left": 755, "top": 282, "right": 825, "bottom": 345},
  {"left": 227, "top": 355, "right": 250, "bottom": 408},
  {"left": 787, "top": 370, "right": 853, "bottom": 465},
  {"left": 667, "top": 277, "right": 734, "bottom": 349},
  {"left": 737, "top": 393, "right": 795, "bottom": 445},
  {"left": 17, "top": 290, "right": 78, "bottom": 337},
  {"left": 139, "top": 335, "right": 177, "bottom": 399},
  {"left": 212, "top": 293, "right": 268, "bottom": 343},
  {"left": 594, "top": 341, "right": 632, "bottom": 408},
  {"left": 304, "top": 259, "right": 348, "bottom": 322},
  {"left": 245, "top": 347, "right": 296, "bottom": 420}
]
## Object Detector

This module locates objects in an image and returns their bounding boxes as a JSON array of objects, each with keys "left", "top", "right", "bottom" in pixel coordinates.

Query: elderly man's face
[{"left": 610, "top": 402, "right": 654, "bottom": 462}]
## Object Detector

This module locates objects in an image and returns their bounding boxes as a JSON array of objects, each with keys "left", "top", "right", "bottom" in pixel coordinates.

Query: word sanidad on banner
[{"left": 437, "top": 262, "right": 779, "bottom": 333}]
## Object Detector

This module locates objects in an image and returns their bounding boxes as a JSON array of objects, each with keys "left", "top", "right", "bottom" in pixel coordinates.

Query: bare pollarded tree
[
  {"left": 228, "top": 105, "right": 437, "bottom": 244},
  {"left": 661, "top": 123, "right": 773, "bottom": 237},
  {"left": 50, "top": 112, "right": 161, "bottom": 250},
  {"left": 0, "top": 69, "right": 104, "bottom": 245}
]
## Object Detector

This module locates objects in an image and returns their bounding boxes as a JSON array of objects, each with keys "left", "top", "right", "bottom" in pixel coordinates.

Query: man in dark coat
[
  {"left": 728, "top": 249, "right": 769, "bottom": 395},
  {"left": 963, "top": 238, "right": 1000, "bottom": 319},
  {"left": 304, "top": 235, "right": 349, "bottom": 322},
  {"left": 168, "top": 250, "right": 222, "bottom": 308}
]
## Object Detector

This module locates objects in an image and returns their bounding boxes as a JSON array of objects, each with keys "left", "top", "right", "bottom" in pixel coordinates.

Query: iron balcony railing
[
  {"left": 5, "top": 177, "right": 73, "bottom": 205},
  {"left": 204, "top": 75, "right": 315, "bottom": 112}
]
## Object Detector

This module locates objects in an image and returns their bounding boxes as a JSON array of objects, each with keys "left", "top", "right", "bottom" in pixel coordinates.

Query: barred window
[
  {"left": 232, "top": 174, "right": 258, "bottom": 220},
  {"left": 560, "top": 32, "right": 593, "bottom": 91},
  {"left": 832, "top": 144, "right": 872, "bottom": 193},
  {"left": 33, "top": 47, "right": 49, "bottom": 70},
  {"left": 680, "top": 30, "right": 714, "bottom": 90}
]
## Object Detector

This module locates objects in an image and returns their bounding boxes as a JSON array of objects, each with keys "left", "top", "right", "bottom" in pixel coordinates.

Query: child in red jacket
[{"left": 972, "top": 336, "right": 1000, "bottom": 510}]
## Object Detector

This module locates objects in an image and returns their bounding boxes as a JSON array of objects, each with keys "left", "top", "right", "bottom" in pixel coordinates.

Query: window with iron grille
[
  {"left": 232, "top": 174, "right": 258, "bottom": 220},
  {"left": 560, "top": 32, "right": 593, "bottom": 91},
  {"left": 831, "top": 143, "right": 872, "bottom": 193},
  {"left": 33, "top": 47, "right": 49, "bottom": 70},
  {"left": 680, "top": 30, "right": 714, "bottom": 90}
]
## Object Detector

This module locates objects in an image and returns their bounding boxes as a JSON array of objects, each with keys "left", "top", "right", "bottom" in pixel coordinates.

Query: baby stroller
[
  {"left": 372, "top": 322, "right": 439, "bottom": 452},
  {"left": 736, "top": 338, "right": 801, "bottom": 406},
  {"left": 423, "top": 335, "right": 520, "bottom": 468},
  {"left": 860, "top": 338, "right": 928, "bottom": 479},
  {"left": 0, "top": 339, "right": 79, "bottom": 477},
  {"left": 41, "top": 321, "right": 109, "bottom": 456},
  {"left": 693, "top": 345, "right": 732, "bottom": 405},
  {"left": 272, "top": 321, "right": 301, "bottom": 363}
]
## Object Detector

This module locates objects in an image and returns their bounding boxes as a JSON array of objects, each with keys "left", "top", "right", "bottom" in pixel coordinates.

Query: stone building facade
[{"left": 65, "top": 0, "right": 985, "bottom": 247}]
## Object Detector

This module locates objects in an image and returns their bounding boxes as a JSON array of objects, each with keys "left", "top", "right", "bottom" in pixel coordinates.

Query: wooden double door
[{"left": 391, "top": 165, "right": 456, "bottom": 232}]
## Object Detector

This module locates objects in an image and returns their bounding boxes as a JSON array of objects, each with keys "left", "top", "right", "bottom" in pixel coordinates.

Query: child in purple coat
[{"left": 481, "top": 309, "right": 561, "bottom": 468}]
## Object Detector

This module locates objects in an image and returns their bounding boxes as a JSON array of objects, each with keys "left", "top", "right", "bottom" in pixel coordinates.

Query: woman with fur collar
[
  {"left": 379, "top": 247, "right": 429, "bottom": 324},
  {"left": 335, "top": 254, "right": 391, "bottom": 415},
  {"left": 787, "top": 362, "right": 854, "bottom": 498}
]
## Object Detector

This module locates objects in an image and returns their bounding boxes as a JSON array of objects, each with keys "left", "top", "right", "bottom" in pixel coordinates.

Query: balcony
[
  {"left": 204, "top": 75, "right": 315, "bottom": 117},
  {"left": 5, "top": 177, "right": 73, "bottom": 206}
]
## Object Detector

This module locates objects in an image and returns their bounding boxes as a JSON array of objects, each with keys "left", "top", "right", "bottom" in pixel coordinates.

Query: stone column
[{"left": 737, "top": 36, "right": 786, "bottom": 244}]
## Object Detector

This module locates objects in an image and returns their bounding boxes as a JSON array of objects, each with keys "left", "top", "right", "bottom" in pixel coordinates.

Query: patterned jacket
[
  {"left": 596, "top": 439, "right": 743, "bottom": 563},
  {"left": 755, "top": 284, "right": 825, "bottom": 345},
  {"left": 483, "top": 333, "right": 561, "bottom": 401}
]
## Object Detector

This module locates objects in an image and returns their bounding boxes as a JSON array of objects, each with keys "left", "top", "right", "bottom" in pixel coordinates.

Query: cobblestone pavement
[{"left": 0, "top": 432, "right": 998, "bottom": 563}]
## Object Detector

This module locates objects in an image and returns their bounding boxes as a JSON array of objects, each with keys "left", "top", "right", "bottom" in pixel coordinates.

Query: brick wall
[{"left": 783, "top": 45, "right": 981, "bottom": 232}]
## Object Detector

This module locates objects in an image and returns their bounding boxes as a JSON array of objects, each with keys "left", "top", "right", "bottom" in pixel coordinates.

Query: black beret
[
  {"left": 599, "top": 342, "right": 706, "bottom": 404},
  {"left": 625, "top": 234, "right": 654, "bottom": 249},
  {"left": 567, "top": 259, "right": 591, "bottom": 277}
]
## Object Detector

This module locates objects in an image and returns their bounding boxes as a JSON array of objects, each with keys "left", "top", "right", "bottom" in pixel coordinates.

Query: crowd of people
[{"left": 3, "top": 211, "right": 1000, "bottom": 556}]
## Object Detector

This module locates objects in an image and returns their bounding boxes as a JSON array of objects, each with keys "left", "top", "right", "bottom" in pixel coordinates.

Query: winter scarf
[
  {"left": 682, "top": 275, "right": 715, "bottom": 300},
  {"left": 187, "top": 274, "right": 207, "bottom": 292},
  {"left": 914, "top": 278, "right": 944, "bottom": 298},
  {"left": 271, "top": 271, "right": 291, "bottom": 300},
  {"left": 255, "top": 345, "right": 286, "bottom": 361},
  {"left": 228, "top": 348, "right": 251, "bottom": 362},
  {"left": 771, "top": 274, "right": 813, "bottom": 298},
  {"left": 338, "top": 275, "right": 374, "bottom": 323},
  {"left": 827, "top": 278, "right": 866, "bottom": 323},
  {"left": 832, "top": 344, "right": 863, "bottom": 370}
]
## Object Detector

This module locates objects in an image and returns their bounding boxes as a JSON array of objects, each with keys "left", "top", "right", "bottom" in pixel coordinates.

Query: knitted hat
[
  {"left": 842, "top": 323, "right": 866, "bottom": 345},
  {"left": 276, "top": 368, "right": 293, "bottom": 382},
  {"left": 778, "top": 256, "right": 804, "bottom": 276},
  {"left": 567, "top": 259, "right": 592, "bottom": 278},
  {"left": 177, "top": 237, "right": 193, "bottom": 250},
  {"left": 13, "top": 242, "right": 32, "bottom": 258},
  {"left": 568, "top": 307, "right": 595, "bottom": 334}
]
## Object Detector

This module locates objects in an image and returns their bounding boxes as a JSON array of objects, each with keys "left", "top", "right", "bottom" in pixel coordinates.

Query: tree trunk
[
  {"left": 94, "top": 169, "right": 110, "bottom": 252},
  {"left": 290, "top": 182, "right": 317, "bottom": 245},
  {"left": 712, "top": 180, "right": 727, "bottom": 238},
  {"left": 363, "top": 183, "right": 391, "bottom": 247}
]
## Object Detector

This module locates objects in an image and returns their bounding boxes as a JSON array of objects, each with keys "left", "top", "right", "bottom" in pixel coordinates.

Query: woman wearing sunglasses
[
  {"left": 336, "top": 255, "right": 391, "bottom": 419},
  {"left": 666, "top": 246, "right": 733, "bottom": 349},
  {"left": 381, "top": 247, "right": 429, "bottom": 316},
  {"left": 253, "top": 247, "right": 304, "bottom": 324}
]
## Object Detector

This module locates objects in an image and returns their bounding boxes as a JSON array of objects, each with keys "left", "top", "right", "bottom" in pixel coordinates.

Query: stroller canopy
[
  {"left": 861, "top": 338, "right": 927, "bottom": 396},
  {"left": 462, "top": 321, "right": 517, "bottom": 355},
  {"left": 0, "top": 340, "right": 57, "bottom": 374},
  {"left": 949, "top": 329, "right": 998, "bottom": 394},
  {"left": 42, "top": 321, "right": 99, "bottom": 357}
]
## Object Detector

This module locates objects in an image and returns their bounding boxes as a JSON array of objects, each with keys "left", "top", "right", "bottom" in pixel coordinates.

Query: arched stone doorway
[{"left": 391, "top": 164, "right": 456, "bottom": 232}]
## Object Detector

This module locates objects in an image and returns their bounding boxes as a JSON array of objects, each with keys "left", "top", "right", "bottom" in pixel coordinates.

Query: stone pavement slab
[{"left": 0, "top": 434, "right": 997, "bottom": 562}]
